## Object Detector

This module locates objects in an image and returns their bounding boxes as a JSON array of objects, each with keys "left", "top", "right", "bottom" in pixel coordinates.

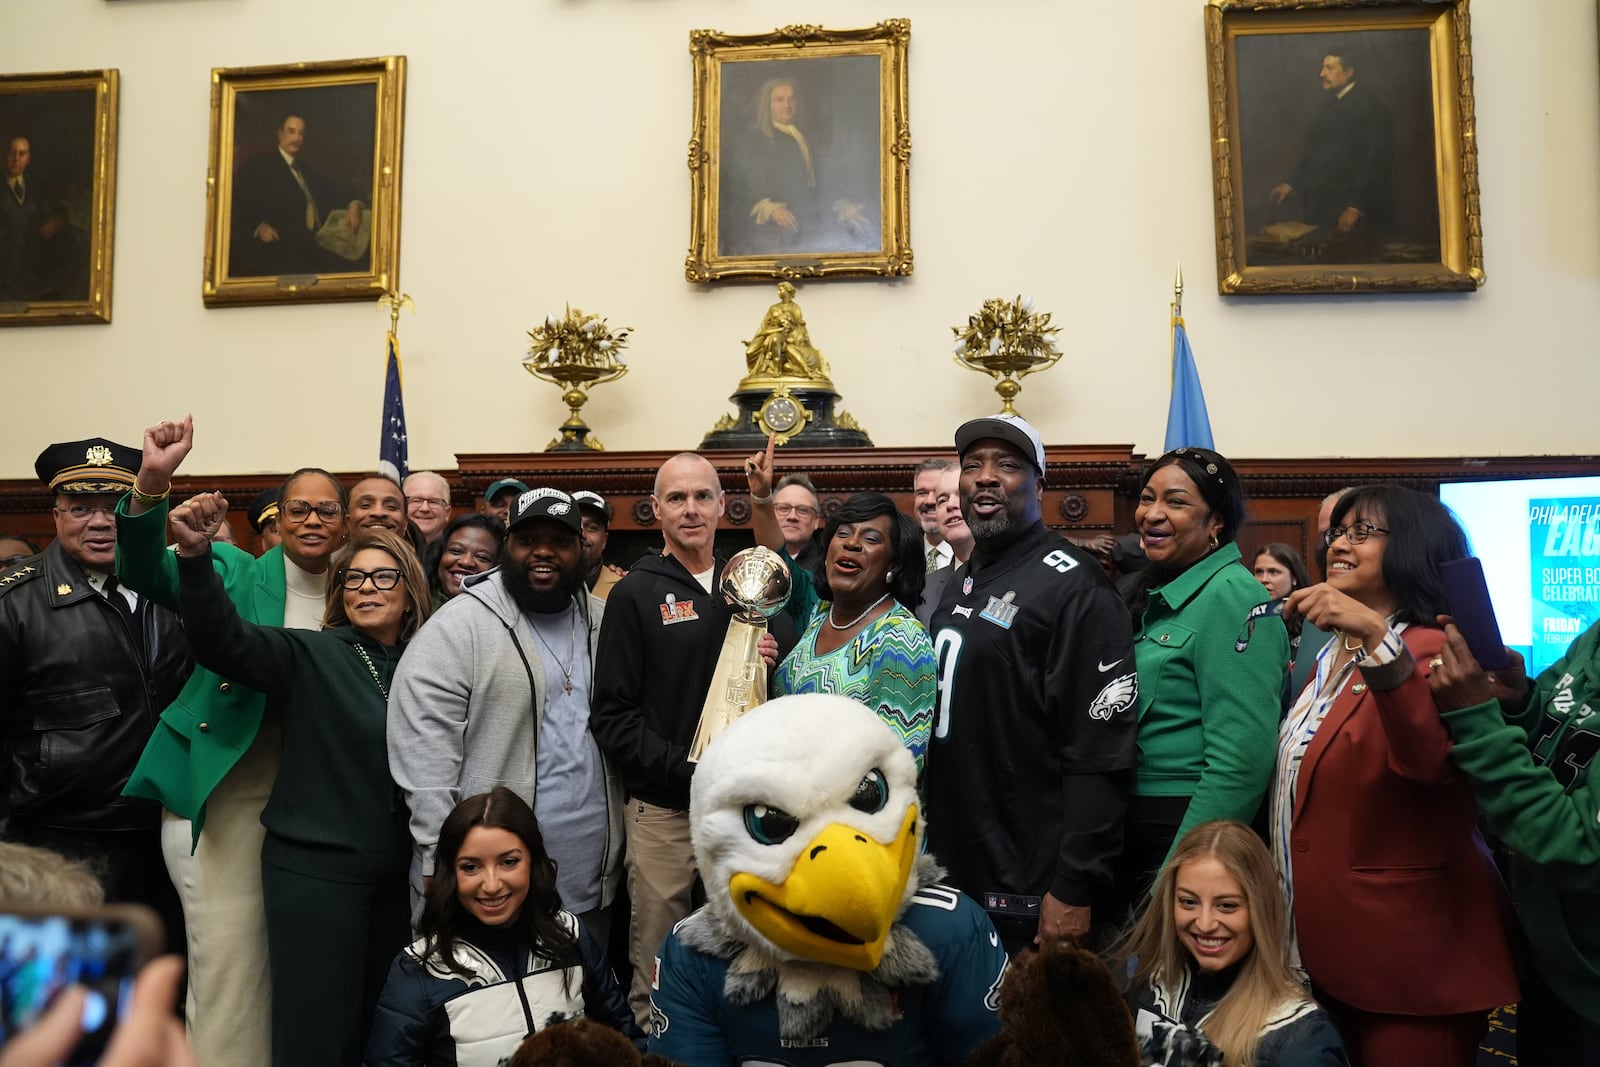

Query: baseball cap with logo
[
  {"left": 953, "top": 413, "right": 1047, "bottom": 478},
  {"left": 507, "top": 487, "right": 582, "bottom": 536},
  {"left": 572, "top": 490, "right": 613, "bottom": 525},
  {"left": 485, "top": 478, "right": 530, "bottom": 506}
]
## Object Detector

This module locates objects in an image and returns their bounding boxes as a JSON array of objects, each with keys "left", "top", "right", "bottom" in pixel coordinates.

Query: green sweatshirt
[
  {"left": 176, "top": 551, "right": 409, "bottom": 856},
  {"left": 1134, "top": 543, "right": 1287, "bottom": 857},
  {"left": 1441, "top": 619, "right": 1600, "bottom": 1026}
]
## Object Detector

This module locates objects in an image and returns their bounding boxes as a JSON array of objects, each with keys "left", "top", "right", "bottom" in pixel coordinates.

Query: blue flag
[
  {"left": 1164, "top": 316, "right": 1214, "bottom": 451},
  {"left": 378, "top": 331, "right": 409, "bottom": 483}
]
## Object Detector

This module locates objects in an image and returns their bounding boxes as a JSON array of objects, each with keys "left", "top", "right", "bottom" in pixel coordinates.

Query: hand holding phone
[
  {"left": 0, "top": 956, "right": 194, "bottom": 1067},
  {"left": 1439, "top": 557, "right": 1509, "bottom": 670}
]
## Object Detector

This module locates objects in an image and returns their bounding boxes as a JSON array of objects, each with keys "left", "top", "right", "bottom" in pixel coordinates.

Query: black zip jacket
[
  {"left": 0, "top": 541, "right": 191, "bottom": 832},
  {"left": 589, "top": 551, "right": 732, "bottom": 809}
]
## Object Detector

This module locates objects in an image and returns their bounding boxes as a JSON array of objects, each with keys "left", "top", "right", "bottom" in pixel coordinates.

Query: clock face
[{"left": 761, "top": 397, "right": 801, "bottom": 433}]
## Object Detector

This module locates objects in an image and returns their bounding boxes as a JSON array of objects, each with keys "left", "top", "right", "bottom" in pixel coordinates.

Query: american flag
[{"left": 378, "top": 330, "right": 409, "bottom": 483}]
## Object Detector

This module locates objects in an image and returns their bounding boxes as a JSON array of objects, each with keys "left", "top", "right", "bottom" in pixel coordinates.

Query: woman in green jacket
[
  {"left": 115, "top": 416, "right": 346, "bottom": 1067},
  {"left": 1120, "top": 447, "right": 1288, "bottom": 910},
  {"left": 169, "top": 490, "right": 428, "bottom": 1067}
]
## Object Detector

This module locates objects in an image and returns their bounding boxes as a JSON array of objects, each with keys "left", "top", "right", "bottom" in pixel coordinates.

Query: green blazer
[{"left": 114, "top": 496, "right": 287, "bottom": 844}]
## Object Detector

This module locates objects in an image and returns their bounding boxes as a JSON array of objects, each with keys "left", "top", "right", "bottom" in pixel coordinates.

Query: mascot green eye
[
  {"left": 848, "top": 769, "right": 888, "bottom": 814},
  {"left": 743, "top": 804, "right": 800, "bottom": 845}
]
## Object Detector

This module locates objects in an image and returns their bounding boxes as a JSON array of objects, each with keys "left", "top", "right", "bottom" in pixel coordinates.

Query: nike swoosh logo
[{"left": 1098, "top": 658, "right": 1123, "bottom": 672}]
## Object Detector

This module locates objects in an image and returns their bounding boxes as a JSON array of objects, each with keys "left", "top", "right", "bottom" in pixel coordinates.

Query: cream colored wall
[{"left": 6, "top": 0, "right": 1598, "bottom": 479}]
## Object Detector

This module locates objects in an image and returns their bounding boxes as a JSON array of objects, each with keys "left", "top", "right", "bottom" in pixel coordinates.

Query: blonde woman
[{"left": 1125, "top": 820, "right": 1345, "bottom": 1067}]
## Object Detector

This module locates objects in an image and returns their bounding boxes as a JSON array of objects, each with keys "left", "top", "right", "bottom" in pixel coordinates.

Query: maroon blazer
[{"left": 1288, "top": 625, "right": 1518, "bottom": 1015}]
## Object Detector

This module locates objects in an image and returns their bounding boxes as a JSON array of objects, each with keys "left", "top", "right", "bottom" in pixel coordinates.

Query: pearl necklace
[
  {"left": 827, "top": 592, "right": 891, "bottom": 632},
  {"left": 353, "top": 643, "right": 389, "bottom": 701}
]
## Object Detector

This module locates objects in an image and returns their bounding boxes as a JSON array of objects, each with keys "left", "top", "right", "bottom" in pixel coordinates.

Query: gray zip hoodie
[{"left": 386, "top": 569, "right": 624, "bottom": 909}]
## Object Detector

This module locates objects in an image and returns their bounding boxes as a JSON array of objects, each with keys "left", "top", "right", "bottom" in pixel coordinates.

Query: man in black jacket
[
  {"left": 0, "top": 437, "right": 191, "bottom": 947},
  {"left": 590, "top": 452, "right": 734, "bottom": 1029},
  {"left": 923, "top": 415, "right": 1138, "bottom": 955}
]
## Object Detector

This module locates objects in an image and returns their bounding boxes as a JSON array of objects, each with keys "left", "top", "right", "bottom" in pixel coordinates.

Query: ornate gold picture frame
[
  {"left": 202, "top": 56, "right": 405, "bottom": 307},
  {"left": 1205, "top": 0, "right": 1480, "bottom": 295},
  {"left": 686, "top": 20, "right": 911, "bottom": 283},
  {"left": 0, "top": 69, "right": 118, "bottom": 327}
]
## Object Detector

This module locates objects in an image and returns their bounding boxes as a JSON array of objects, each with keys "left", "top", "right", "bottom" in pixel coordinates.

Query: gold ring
[{"left": 1428, "top": 657, "right": 1445, "bottom": 670}]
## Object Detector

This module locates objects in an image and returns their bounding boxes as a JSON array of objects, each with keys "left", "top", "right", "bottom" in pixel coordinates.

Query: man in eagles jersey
[{"left": 923, "top": 413, "right": 1139, "bottom": 953}]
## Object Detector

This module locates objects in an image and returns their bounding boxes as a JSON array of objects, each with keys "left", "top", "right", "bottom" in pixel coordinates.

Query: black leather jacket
[{"left": 0, "top": 541, "right": 192, "bottom": 833}]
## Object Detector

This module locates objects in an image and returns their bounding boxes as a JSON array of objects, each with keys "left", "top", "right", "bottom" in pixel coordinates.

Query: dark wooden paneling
[{"left": 3, "top": 449, "right": 1596, "bottom": 560}]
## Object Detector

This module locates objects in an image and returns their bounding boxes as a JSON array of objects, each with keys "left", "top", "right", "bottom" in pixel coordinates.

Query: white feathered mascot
[{"left": 647, "top": 694, "right": 1009, "bottom": 1066}]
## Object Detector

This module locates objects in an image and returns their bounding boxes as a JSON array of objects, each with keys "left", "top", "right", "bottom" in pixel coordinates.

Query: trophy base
[{"left": 700, "top": 383, "right": 873, "bottom": 450}]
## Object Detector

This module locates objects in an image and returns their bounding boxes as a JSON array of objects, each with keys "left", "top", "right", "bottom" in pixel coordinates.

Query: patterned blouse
[{"left": 774, "top": 552, "right": 936, "bottom": 775}]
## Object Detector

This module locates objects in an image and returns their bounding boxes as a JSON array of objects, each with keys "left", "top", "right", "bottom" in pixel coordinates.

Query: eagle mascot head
[{"left": 681, "top": 693, "right": 941, "bottom": 1036}]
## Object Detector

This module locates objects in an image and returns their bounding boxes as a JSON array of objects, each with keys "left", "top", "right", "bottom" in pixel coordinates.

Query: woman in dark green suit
[{"left": 114, "top": 415, "right": 345, "bottom": 1067}]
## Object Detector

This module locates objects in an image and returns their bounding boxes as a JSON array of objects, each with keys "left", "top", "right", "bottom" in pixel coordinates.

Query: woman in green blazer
[{"left": 114, "top": 416, "right": 346, "bottom": 1067}]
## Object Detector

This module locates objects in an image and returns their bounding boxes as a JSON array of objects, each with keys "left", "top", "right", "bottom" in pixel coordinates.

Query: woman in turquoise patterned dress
[{"left": 745, "top": 439, "right": 936, "bottom": 774}]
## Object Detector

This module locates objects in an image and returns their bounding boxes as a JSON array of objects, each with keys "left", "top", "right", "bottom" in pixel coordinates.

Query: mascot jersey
[{"left": 650, "top": 883, "right": 1006, "bottom": 1066}]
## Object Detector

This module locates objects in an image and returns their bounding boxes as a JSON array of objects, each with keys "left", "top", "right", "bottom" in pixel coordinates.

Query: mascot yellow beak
[{"left": 729, "top": 804, "right": 919, "bottom": 971}]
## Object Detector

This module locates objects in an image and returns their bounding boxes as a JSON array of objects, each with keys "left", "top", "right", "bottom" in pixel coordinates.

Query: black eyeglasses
[
  {"left": 282, "top": 500, "right": 345, "bottom": 523},
  {"left": 337, "top": 567, "right": 403, "bottom": 590},
  {"left": 1323, "top": 522, "right": 1390, "bottom": 548}
]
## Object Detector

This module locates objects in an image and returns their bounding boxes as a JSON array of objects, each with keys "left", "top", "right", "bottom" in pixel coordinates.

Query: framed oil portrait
[
  {"left": 686, "top": 20, "right": 911, "bottom": 283},
  {"left": 202, "top": 56, "right": 405, "bottom": 307},
  {"left": 0, "top": 69, "right": 118, "bottom": 327},
  {"left": 1205, "top": 0, "right": 1481, "bottom": 295}
]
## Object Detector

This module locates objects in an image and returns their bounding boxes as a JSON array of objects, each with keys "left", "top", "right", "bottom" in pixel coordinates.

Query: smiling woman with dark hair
[
  {"left": 1121, "top": 447, "right": 1288, "bottom": 912},
  {"left": 425, "top": 512, "right": 506, "bottom": 607},
  {"left": 1271, "top": 484, "right": 1517, "bottom": 1062},
  {"left": 366, "top": 788, "right": 640, "bottom": 1066},
  {"left": 744, "top": 440, "right": 935, "bottom": 776}
]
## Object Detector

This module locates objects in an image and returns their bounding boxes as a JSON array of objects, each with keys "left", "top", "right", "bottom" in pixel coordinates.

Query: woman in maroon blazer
[{"left": 1271, "top": 485, "right": 1516, "bottom": 1066}]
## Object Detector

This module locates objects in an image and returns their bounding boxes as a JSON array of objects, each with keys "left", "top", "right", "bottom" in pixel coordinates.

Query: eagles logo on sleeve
[{"left": 1089, "top": 671, "right": 1138, "bottom": 721}]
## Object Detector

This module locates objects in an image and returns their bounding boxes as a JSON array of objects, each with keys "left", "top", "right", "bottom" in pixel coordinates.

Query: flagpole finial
[
  {"left": 1173, "top": 264, "right": 1183, "bottom": 316},
  {"left": 377, "top": 291, "right": 415, "bottom": 336}
]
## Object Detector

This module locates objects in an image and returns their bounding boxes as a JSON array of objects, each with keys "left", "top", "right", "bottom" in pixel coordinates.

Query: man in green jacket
[{"left": 1432, "top": 618, "right": 1600, "bottom": 1062}]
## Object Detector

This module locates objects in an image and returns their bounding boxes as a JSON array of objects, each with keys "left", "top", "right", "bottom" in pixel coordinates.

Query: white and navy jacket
[{"left": 363, "top": 911, "right": 640, "bottom": 1066}]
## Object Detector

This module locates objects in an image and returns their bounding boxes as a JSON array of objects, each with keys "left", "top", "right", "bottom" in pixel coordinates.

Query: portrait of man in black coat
[
  {"left": 0, "top": 131, "right": 90, "bottom": 303},
  {"left": 227, "top": 98, "right": 374, "bottom": 279},
  {"left": 1237, "top": 31, "right": 1441, "bottom": 267}
]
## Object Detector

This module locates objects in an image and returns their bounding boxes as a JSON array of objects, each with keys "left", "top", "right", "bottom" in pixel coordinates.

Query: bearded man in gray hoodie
[{"left": 386, "top": 487, "right": 625, "bottom": 943}]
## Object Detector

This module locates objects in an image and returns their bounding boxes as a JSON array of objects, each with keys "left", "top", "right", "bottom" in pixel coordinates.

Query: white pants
[{"left": 160, "top": 715, "right": 281, "bottom": 1067}]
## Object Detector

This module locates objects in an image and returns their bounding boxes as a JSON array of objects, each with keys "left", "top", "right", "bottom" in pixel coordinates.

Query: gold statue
[{"left": 741, "top": 282, "right": 832, "bottom": 384}]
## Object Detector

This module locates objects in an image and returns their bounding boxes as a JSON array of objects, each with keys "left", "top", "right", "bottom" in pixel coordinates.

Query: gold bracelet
[{"left": 130, "top": 484, "right": 170, "bottom": 505}]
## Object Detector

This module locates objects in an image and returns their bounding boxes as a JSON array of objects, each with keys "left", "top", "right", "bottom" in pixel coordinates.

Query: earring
[
  {"left": 885, "top": 570, "right": 896, "bottom": 582},
  {"left": 1209, "top": 534, "right": 1219, "bottom": 550}
]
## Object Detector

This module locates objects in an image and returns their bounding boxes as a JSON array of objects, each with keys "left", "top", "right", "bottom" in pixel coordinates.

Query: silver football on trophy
[{"left": 719, "top": 546, "right": 791, "bottom": 622}]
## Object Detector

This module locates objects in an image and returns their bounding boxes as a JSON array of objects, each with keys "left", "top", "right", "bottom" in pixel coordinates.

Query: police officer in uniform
[{"left": 0, "top": 438, "right": 190, "bottom": 948}]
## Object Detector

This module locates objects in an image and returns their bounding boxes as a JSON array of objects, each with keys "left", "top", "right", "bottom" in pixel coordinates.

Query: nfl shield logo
[{"left": 963, "top": 576, "right": 973, "bottom": 595}]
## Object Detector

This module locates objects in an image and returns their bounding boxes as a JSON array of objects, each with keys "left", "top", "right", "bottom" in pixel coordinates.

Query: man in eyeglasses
[
  {"left": 771, "top": 473, "right": 824, "bottom": 575},
  {"left": 403, "top": 471, "right": 453, "bottom": 547},
  {"left": 0, "top": 437, "right": 192, "bottom": 957}
]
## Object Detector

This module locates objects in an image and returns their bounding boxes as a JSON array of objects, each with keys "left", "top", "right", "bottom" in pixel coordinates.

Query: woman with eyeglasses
[
  {"left": 114, "top": 417, "right": 349, "bottom": 1067},
  {"left": 1120, "top": 447, "right": 1288, "bottom": 912},
  {"left": 1271, "top": 485, "right": 1516, "bottom": 1064},
  {"left": 744, "top": 437, "right": 936, "bottom": 776},
  {"left": 164, "top": 487, "right": 430, "bottom": 1067}
]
